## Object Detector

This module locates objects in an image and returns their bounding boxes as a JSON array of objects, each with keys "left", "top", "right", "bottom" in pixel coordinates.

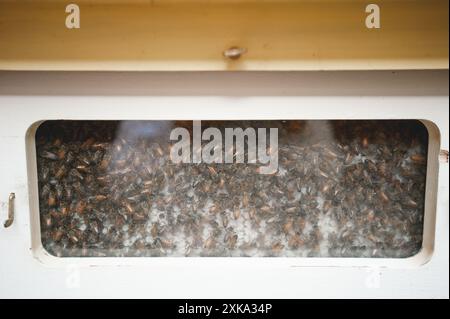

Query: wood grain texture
[{"left": 0, "top": 0, "right": 448, "bottom": 70}]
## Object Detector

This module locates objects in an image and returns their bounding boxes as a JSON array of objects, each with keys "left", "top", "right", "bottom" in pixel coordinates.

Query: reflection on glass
[{"left": 36, "top": 120, "right": 428, "bottom": 258}]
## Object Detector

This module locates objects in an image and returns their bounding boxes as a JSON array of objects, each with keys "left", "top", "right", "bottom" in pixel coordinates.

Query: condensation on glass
[{"left": 35, "top": 120, "right": 428, "bottom": 258}]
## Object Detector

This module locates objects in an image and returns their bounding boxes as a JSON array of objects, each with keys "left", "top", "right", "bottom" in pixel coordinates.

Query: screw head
[{"left": 223, "top": 46, "right": 247, "bottom": 60}]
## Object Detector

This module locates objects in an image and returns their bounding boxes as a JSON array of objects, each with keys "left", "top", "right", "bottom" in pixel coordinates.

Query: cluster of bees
[{"left": 36, "top": 120, "right": 427, "bottom": 258}]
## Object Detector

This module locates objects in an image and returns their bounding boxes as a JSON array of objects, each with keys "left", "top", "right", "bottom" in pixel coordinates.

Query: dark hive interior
[{"left": 36, "top": 120, "right": 428, "bottom": 258}]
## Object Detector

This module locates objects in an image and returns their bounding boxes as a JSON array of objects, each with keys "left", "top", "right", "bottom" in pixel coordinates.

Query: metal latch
[{"left": 4, "top": 193, "right": 15, "bottom": 228}]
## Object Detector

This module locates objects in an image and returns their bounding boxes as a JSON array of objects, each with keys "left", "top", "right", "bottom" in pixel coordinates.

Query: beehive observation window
[{"left": 35, "top": 120, "right": 428, "bottom": 258}]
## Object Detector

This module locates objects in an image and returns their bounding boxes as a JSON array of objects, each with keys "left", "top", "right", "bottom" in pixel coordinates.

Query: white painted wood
[{"left": 0, "top": 71, "right": 448, "bottom": 298}]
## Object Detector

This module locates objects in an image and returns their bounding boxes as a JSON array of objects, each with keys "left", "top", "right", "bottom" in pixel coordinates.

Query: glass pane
[{"left": 35, "top": 120, "right": 428, "bottom": 258}]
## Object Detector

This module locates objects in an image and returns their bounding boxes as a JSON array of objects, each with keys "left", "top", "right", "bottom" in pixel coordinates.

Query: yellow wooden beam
[{"left": 0, "top": 0, "right": 448, "bottom": 71}]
